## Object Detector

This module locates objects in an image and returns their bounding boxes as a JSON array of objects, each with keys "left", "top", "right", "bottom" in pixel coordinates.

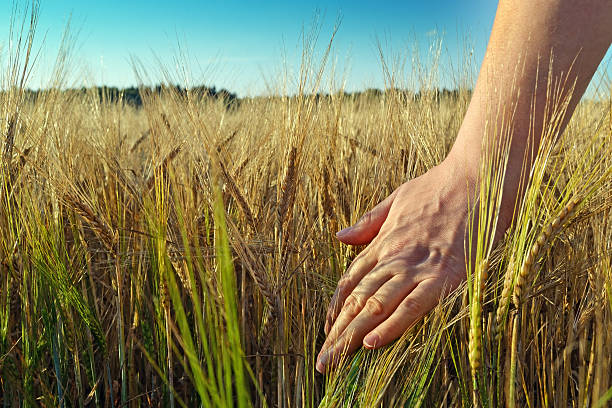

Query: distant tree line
[
  {"left": 19, "top": 85, "right": 467, "bottom": 109},
  {"left": 22, "top": 85, "right": 239, "bottom": 108},
  {"left": 247, "top": 87, "right": 468, "bottom": 103},
  {"left": 322, "top": 87, "right": 467, "bottom": 101}
]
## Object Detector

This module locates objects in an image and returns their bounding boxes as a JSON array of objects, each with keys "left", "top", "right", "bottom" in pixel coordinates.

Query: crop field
[{"left": 1, "top": 8, "right": 612, "bottom": 408}]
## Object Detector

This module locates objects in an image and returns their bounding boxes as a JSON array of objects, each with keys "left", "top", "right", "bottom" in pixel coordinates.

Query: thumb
[{"left": 336, "top": 188, "right": 398, "bottom": 245}]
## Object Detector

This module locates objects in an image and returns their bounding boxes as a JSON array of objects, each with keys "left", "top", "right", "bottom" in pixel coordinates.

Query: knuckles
[
  {"left": 343, "top": 294, "right": 385, "bottom": 319},
  {"left": 400, "top": 296, "right": 422, "bottom": 318},
  {"left": 344, "top": 294, "right": 366, "bottom": 316},
  {"left": 336, "top": 278, "right": 353, "bottom": 300},
  {"left": 364, "top": 296, "right": 385, "bottom": 316}
]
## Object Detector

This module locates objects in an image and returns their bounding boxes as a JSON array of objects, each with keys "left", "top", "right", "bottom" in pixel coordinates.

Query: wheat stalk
[{"left": 507, "top": 311, "right": 520, "bottom": 408}]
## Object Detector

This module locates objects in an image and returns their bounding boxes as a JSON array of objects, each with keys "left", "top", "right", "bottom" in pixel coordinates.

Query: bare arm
[
  {"left": 451, "top": 0, "right": 612, "bottom": 210},
  {"left": 317, "top": 0, "right": 612, "bottom": 373}
]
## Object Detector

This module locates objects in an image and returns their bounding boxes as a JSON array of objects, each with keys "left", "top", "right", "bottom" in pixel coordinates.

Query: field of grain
[{"left": 1, "top": 8, "right": 611, "bottom": 408}]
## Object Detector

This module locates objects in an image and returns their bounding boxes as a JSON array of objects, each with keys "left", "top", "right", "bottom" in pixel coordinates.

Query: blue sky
[{"left": 0, "top": 1, "right": 610, "bottom": 96}]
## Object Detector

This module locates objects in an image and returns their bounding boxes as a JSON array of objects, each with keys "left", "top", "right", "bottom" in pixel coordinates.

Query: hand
[{"left": 317, "top": 157, "right": 493, "bottom": 374}]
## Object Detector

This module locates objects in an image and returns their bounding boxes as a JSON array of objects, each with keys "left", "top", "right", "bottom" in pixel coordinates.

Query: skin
[{"left": 317, "top": 0, "right": 612, "bottom": 374}]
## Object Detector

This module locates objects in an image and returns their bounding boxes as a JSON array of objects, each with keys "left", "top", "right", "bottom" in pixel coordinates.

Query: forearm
[
  {"left": 448, "top": 0, "right": 612, "bottom": 203},
  {"left": 320, "top": 0, "right": 612, "bottom": 372}
]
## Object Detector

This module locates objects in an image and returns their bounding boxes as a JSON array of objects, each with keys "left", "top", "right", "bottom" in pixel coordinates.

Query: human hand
[{"left": 316, "top": 158, "right": 493, "bottom": 374}]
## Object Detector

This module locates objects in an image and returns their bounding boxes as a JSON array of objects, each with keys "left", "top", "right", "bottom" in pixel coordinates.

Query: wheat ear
[
  {"left": 512, "top": 195, "right": 580, "bottom": 307},
  {"left": 130, "top": 129, "right": 150, "bottom": 153},
  {"left": 144, "top": 145, "right": 182, "bottom": 191},
  {"left": 469, "top": 259, "right": 489, "bottom": 407},
  {"left": 215, "top": 130, "right": 238, "bottom": 153},
  {"left": 64, "top": 193, "right": 117, "bottom": 255},
  {"left": 277, "top": 147, "right": 297, "bottom": 228},
  {"left": 495, "top": 256, "right": 516, "bottom": 343},
  {"left": 218, "top": 158, "right": 256, "bottom": 229}
]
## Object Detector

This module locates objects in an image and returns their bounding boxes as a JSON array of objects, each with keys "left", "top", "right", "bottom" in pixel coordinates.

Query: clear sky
[{"left": 0, "top": 1, "right": 610, "bottom": 97}]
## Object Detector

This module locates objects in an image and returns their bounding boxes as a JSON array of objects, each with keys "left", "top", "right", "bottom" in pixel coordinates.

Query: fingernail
[
  {"left": 363, "top": 333, "right": 380, "bottom": 349},
  {"left": 336, "top": 227, "right": 352, "bottom": 239},
  {"left": 316, "top": 351, "right": 329, "bottom": 373}
]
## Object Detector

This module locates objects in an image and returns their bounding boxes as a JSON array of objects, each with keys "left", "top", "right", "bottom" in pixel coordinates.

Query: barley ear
[
  {"left": 277, "top": 147, "right": 297, "bottom": 228},
  {"left": 512, "top": 195, "right": 580, "bottom": 308},
  {"left": 144, "top": 144, "right": 182, "bottom": 191},
  {"left": 64, "top": 193, "right": 118, "bottom": 255},
  {"left": 495, "top": 256, "right": 515, "bottom": 343},
  {"left": 469, "top": 258, "right": 489, "bottom": 406}
]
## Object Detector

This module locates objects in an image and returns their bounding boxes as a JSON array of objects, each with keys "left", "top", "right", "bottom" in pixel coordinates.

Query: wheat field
[{"left": 1, "top": 7, "right": 612, "bottom": 408}]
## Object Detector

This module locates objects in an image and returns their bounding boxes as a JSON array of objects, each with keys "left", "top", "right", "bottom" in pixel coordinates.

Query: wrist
[{"left": 444, "top": 132, "right": 523, "bottom": 232}]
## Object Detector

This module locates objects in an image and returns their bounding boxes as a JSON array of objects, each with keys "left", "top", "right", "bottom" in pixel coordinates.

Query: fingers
[
  {"left": 324, "top": 267, "right": 394, "bottom": 344},
  {"left": 362, "top": 278, "right": 442, "bottom": 349},
  {"left": 335, "top": 188, "right": 398, "bottom": 246},
  {"left": 325, "top": 251, "right": 378, "bottom": 334},
  {"left": 326, "top": 189, "right": 400, "bottom": 332},
  {"left": 323, "top": 272, "right": 416, "bottom": 348},
  {"left": 317, "top": 273, "right": 418, "bottom": 373}
]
